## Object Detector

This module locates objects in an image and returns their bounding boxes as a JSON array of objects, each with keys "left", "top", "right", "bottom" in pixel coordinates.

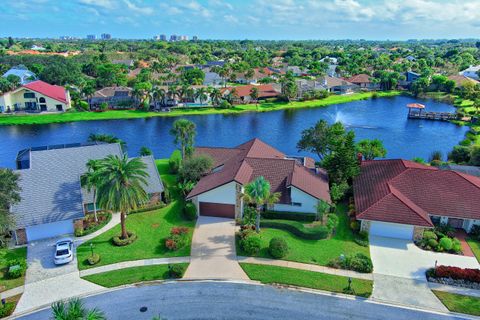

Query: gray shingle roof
[{"left": 11, "top": 143, "right": 164, "bottom": 229}]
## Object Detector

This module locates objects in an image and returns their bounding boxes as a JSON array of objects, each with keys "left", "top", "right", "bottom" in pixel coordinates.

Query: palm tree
[
  {"left": 177, "top": 84, "right": 190, "bottom": 103},
  {"left": 250, "top": 87, "right": 259, "bottom": 109},
  {"left": 81, "top": 85, "right": 95, "bottom": 108},
  {"left": 170, "top": 119, "right": 196, "bottom": 159},
  {"left": 131, "top": 87, "right": 141, "bottom": 108},
  {"left": 80, "top": 159, "right": 101, "bottom": 223},
  {"left": 209, "top": 88, "right": 222, "bottom": 107},
  {"left": 168, "top": 85, "right": 178, "bottom": 101},
  {"left": 152, "top": 87, "right": 166, "bottom": 108},
  {"left": 51, "top": 298, "right": 106, "bottom": 320},
  {"left": 218, "top": 66, "right": 230, "bottom": 88},
  {"left": 96, "top": 155, "right": 149, "bottom": 240},
  {"left": 243, "top": 176, "right": 281, "bottom": 233},
  {"left": 195, "top": 87, "right": 208, "bottom": 105}
]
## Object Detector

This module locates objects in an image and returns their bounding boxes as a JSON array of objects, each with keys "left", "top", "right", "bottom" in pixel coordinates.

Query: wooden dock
[{"left": 408, "top": 111, "right": 457, "bottom": 121}]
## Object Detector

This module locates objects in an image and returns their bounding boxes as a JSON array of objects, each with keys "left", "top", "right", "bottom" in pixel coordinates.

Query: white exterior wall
[
  {"left": 197, "top": 181, "right": 237, "bottom": 205},
  {"left": 0, "top": 88, "right": 70, "bottom": 113},
  {"left": 464, "top": 219, "right": 480, "bottom": 233},
  {"left": 273, "top": 187, "right": 318, "bottom": 213}
]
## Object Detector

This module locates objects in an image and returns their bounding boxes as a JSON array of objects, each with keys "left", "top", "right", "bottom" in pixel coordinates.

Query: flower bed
[
  {"left": 427, "top": 266, "right": 480, "bottom": 290},
  {"left": 416, "top": 226, "right": 462, "bottom": 255},
  {"left": 75, "top": 212, "right": 112, "bottom": 237},
  {"left": 165, "top": 227, "right": 190, "bottom": 251}
]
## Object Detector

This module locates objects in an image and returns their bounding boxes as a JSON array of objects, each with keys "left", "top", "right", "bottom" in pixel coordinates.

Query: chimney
[{"left": 357, "top": 152, "right": 363, "bottom": 164}]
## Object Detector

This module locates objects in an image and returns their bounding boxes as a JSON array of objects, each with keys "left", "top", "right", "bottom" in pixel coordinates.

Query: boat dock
[{"left": 407, "top": 103, "right": 457, "bottom": 121}]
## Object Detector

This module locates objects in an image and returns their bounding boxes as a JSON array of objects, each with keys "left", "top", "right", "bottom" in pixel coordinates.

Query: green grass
[
  {"left": 0, "top": 247, "right": 27, "bottom": 292},
  {"left": 76, "top": 201, "right": 194, "bottom": 270},
  {"left": 432, "top": 290, "right": 480, "bottom": 316},
  {"left": 0, "top": 91, "right": 400, "bottom": 126},
  {"left": 82, "top": 263, "right": 189, "bottom": 288},
  {"left": 240, "top": 263, "right": 372, "bottom": 297},
  {"left": 466, "top": 238, "right": 480, "bottom": 263},
  {"left": 237, "top": 204, "right": 370, "bottom": 266}
]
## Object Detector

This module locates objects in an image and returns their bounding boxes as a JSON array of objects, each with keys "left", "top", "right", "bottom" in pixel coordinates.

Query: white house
[{"left": 459, "top": 65, "right": 480, "bottom": 80}]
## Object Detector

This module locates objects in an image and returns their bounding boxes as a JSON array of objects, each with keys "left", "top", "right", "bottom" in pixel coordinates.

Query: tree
[
  {"left": 250, "top": 87, "right": 259, "bottom": 109},
  {"left": 51, "top": 298, "right": 106, "bottom": 320},
  {"left": 469, "top": 146, "right": 480, "bottom": 166},
  {"left": 88, "top": 133, "right": 126, "bottom": 149},
  {"left": 356, "top": 139, "right": 387, "bottom": 160},
  {"left": 315, "top": 199, "right": 330, "bottom": 223},
  {"left": 195, "top": 87, "right": 208, "bottom": 105},
  {"left": 297, "top": 120, "right": 345, "bottom": 161},
  {"left": 139, "top": 146, "right": 153, "bottom": 156},
  {"left": 178, "top": 155, "right": 214, "bottom": 184},
  {"left": 96, "top": 155, "right": 149, "bottom": 240},
  {"left": 170, "top": 119, "right": 196, "bottom": 159},
  {"left": 0, "top": 169, "right": 21, "bottom": 240},
  {"left": 243, "top": 176, "right": 281, "bottom": 233},
  {"left": 209, "top": 87, "right": 222, "bottom": 107},
  {"left": 322, "top": 131, "right": 359, "bottom": 185},
  {"left": 80, "top": 160, "right": 101, "bottom": 222}
]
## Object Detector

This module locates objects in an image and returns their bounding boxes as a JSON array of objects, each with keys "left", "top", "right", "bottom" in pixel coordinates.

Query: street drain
[{"left": 140, "top": 306, "right": 148, "bottom": 312}]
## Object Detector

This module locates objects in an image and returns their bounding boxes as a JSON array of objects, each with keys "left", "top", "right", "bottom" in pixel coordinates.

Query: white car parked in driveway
[{"left": 54, "top": 238, "right": 74, "bottom": 265}]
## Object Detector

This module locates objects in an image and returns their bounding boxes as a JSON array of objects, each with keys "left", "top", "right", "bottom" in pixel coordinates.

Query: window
[
  {"left": 39, "top": 97, "right": 46, "bottom": 103},
  {"left": 430, "top": 216, "right": 441, "bottom": 225},
  {"left": 56, "top": 105, "right": 63, "bottom": 111},
  {"left": 23, "top": 92, "right": 35, "bottom": 99},
  {"left": 291, "top": 202, "right": 302, "bottom": 207}
]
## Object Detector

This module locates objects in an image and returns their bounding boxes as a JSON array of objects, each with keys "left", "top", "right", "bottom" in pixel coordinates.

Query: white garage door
[
  {"left": 26, "top": 219, "right": 74, "bottom": 242},
  {"left": 369, "top": 221, "right": 414, "bottom": 239}
]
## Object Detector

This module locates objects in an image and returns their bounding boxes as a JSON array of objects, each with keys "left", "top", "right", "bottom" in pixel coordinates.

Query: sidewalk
[
  {"left": 237, "top": 256, "right": 373, "bottom": 280},
  {"left": 75, "top": 212, "right": 121, "bottom": 244},
  {"left": 80, "top": 256, "right": 190, "bottom": 277}
]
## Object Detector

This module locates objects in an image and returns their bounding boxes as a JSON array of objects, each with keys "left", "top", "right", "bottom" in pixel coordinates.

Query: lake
[{"left": 0, "top": 95, "right": 468, "bottom": 168}]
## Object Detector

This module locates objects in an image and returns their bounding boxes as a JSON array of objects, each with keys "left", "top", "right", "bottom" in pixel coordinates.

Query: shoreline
[{"left": 0, "top": 91, "right": 401, "bottom": 126}]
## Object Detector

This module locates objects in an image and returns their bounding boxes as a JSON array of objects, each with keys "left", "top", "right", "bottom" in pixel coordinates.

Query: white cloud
[
  {"left": 224, "top": 14, "right": 239, "bottom": 24},
  {"left": 123, "top": 0, "right": 153, "bottom": 15},
  {"left": 77, "top": 0, "right": 116, "bottom": 10},
  {"left": 181, "top": 1, "right": 212, "bottom": 18}
]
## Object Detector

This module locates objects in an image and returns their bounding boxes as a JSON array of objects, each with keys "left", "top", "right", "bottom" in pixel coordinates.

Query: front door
[{"left": 447, "top": 218, "right": 464, "bottom": 229}]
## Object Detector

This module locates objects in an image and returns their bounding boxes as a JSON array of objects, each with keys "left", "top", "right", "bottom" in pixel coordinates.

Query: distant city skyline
[{"left": 1, "top": 0, "right": 480, "bottom": 40}]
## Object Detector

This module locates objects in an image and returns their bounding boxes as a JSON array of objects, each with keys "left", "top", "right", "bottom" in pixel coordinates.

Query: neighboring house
[
  {"left": 440, "top": 164, "right": 480, "bottom": 177},
  {"left": 318, "top": 76, "right": 358, "bottom": 94},
  {"left": 295, "top": 79, "right": 328, "bottom": 98},
  {"left": 234, "top": 68, "right": 278, "bottom": 84},
  {"left": 12, "top": 142, "right": 164, "bottom": 244},
  {"left": 320, "top": 57, "right": 339, "bottom": 77},
  {"left": 447, "top": 75, "right": 480, "bottom": 88},
  {"left": 221, "top": 84, "right": 280, "bottom": 104},
  {"left": 346, "top": 74, "right": 379, "bottom": 90},
  {"left": 90, "top": 86, "right": 133, "bottom": 109},
  {"left": 31, "top": 45, "right": 46, "bottom": 51},
  {"left": 353, "top": 159, "right": 480, "bottom": 240},
  {"left": 398, "top": 71, "right": 421, "bottom": 88},
  {"left": 459, "top": 65, "right": 480, "bottom": 80},
  {"left": 2, "top": 65, "right": 37, "bottom": 85},
  {"left": 112, "top": 59, "right": 135, "bottom": 67},
  {"left": 186, "top": 138, "right": 331, "bottom": 218},
  {"left": 203, "top": 71, "right": 225, "bottom": 86},
  {"left": 283, "top": 66, "right": 309, "bottom": 77},
  {"left": 0, "top": 80, "right": 71, "bottom": 113},
  {"left": 406, "top": 55, "right": 416, "bottom": 62}
]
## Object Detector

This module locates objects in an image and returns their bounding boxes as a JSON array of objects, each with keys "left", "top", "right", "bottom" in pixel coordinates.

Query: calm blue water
[{"left": 0, "top": 95, "right": 468, "bottom": 168}]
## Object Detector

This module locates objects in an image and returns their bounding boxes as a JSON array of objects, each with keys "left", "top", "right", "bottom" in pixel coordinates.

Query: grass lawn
[
  {"left": 237, "top": 204, "right": 370, "bottom": 266},
  {"left": 0, "top": 91, "right": 400, "bottom": 126},
  {"left": 240, "top": 263, "right": 372, "bottom": 298},
  {"left": 0, "top": 247, "right": 27, "bottom": 292},
  {"left": 432, "top": 290, "right": 480, "bottom": 316},
  {"left": 82, "top": 263, "right": 189, "bottom": 288},
  {"left": 466, "top": 238, "right": 480, "bottom": 263}
]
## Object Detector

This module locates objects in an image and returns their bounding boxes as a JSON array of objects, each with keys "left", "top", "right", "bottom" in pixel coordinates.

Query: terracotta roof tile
[{"left": 23, "top": 80, "right": 68, "bottom": 104}]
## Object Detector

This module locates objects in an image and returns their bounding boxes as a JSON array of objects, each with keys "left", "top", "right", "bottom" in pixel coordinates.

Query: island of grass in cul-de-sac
[{"left": 0, "top": 91, "right": 400, "bottom": 126}]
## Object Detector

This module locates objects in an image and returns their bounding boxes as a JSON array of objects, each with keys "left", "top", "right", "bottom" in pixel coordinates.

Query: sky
[{"left": 1, "top": 0, "right": 480, "bottom": 40}]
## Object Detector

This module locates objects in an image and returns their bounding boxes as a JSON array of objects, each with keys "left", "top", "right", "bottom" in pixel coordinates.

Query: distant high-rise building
[
  {"left": 101, "top": 33, "right": 112, "bottom": 40},
  {"left": 153, "top": 35, "right": 160, "bottom": 41},
  {"left": 192, "top": 36, "right": 198, "bottom": 41},
  {"left": 179, "top": 35, "right": 189, "bottom": 41},
  {"left": 160, "top": 34, "right": 167, "bottom": 41},
  {"left": 169, "top": 34, "right": 178, "bottom": 42},
  {"left": 59, "top": 36, "right": 75, "bottom": 40},
  {"left": 86, "top": 35, "right": 96, "bottom": 40}
]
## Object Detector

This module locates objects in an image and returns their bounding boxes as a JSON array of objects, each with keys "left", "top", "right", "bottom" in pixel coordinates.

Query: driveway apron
[{"left": 184, "top": 216, "right": 248, "bottom": 280}]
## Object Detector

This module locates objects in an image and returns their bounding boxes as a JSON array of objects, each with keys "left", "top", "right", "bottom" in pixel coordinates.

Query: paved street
[
  {"left": 18, "top": 281, "right": 471, "bottom": 320},
  {"left": 184, "top": 216, "right": 248, "bottom": 280}
]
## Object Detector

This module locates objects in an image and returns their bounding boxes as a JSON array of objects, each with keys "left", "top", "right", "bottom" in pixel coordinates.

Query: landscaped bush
[
  {"left": 427, "top": 239, "right": 439, "bottom": 248},
  {"left": 448, "top": 146, "right": 471, "bottom": 164},
  {"left": 237, "top": 225, "right": 255, "bottom": 240},
  {"left": 354, "top": 231, "right": 369, "bottom": 247},
  {"left": 350, "top": 220, "right": 360, "bottom": 232},
  {"left": 168, "top": 150, "right": 182, "bottom": 174},
  {"left": 419, "top": 228, "right": 461, "bottom": 254},
  {"left": 76, "top": 212, "right": 112, "bottom": 237},
  {"left": 112, "top": 232, "right": 137, "bottom": 246},
  {"left": 435, "top": 223, "right": 456, "bottom": 238},
  {"left": 429, "top": 266, "right": 480, "bottom": 284},
  {"left": 7, "top": 258, "right": 27, "bottom": 279},
  {"left": 268, "top": 237, "right": 289, "bottom": 259},
  {"left": 0, "top": 302, "right": 15, "bottom": 318},
  {"left": 168, "top": 264, "right": 186, "bottom": 278},
  {"left": 240, "top": 235, "right": 261, "bottom": 255},
  {"left": 470, "top": 225, "right": 480, "bottom": 240},
  {"left": 262, "top": 210, "right": 316, "bottom": 222},
  {"left": 87, "top": 253, "right": 101, "bottom": 265},
  {"left": 183, "top": 201, "right": 197, "bottom": 220},
  {"left": 423, "top": 231, "right": 438, "bottom": 241},
  {"left": 165, "top": 227, "right": 190, "bottom": 251},
  {"left": 129, "top": 203, "right": 165, "bottom": 215},
  {"left": 328, "top": 253, "right": 373, "bottom": 273},
  {"left": 260, "top": 214, "right": 338, "bottom": 240}
]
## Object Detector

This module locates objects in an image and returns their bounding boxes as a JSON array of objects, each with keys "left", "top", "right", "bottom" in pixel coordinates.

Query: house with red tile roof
[
  {"left": 0, "top": 80, "right": 71, "bottom": 113},
  {"left": 353, "top": 159, "right": 480, "bottom": 240},
  {"left": 186, "top": 138, "right": 331, "bottom": 219},
  {"left": 221, "top": 84, "right": 280, "bottom": 104},
  {"left": 345, "top": 74, "right": 379, "bottom": 90}
]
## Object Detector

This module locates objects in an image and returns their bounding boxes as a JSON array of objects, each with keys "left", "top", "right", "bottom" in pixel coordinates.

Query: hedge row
[
  {"left": 429, "top": 266, "right": 480, "bottom": 283},
  {"left": 260, "top": 219, "right": 330, "bottom": 240},
  {"left": 129, "top": 203, "right": 165, "bottom": 215},
  {"left": 262, "top": 210, "right": 317, "bottom": 222}
]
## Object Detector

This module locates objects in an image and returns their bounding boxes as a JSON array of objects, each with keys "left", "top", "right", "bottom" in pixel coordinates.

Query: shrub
[
  {"left": 112, "top": 232, "right": 137, "bottom": 246},
  {"left": 432, "top": 266, "right": 480, "bottom": 283},
  {"left": 168, "top": 264, "right": 186, "bottom": 278},
  {"left": 219, "top": 100, "right": 231, "bottom": 109},
  {"left": 427, "top": 239, "right": 438, "bottom": 248},
  {"left": 435, "top": 223, "right": 455, "bottom": 238},
  {"left": 439, "top": 237, "right": 453, "bottom": 251},
  {"left": 460, "top": 139, "right": 472, "bottom": 147},
  {"left": 74, "top": 225, "right": 83, "bottom": 237},
  {"left": 268, "top": 237, "right": 289, "bottom": 259},
  {"left": 238, "top": 225, "right": 255, "bottom": 240},
  {"left": 168, "top": 150, "right": 182, "bottom": 174},
  {"left": 240, "top": 235, "right": 262, "bottom": 255},
  {"left": 262, "top": 211, "right": 316, "bottom": 222},
  {"left": 350, "top": 220, "right": 360, "bottom": 232},
  {"left": 328, "top": 253, "right": 373, "bottom": 273},
  {"left": 423, "top": 231, "right": 438, "bottom": 241},
  {"left": 165, "top": 227, "right": 189, "bottom": 251},
  {"left": 183, "top": 202, "right": 197, "bottom": 220},
  {"left": 129, "top": 203, "right": 165, "bottom": 215},
  {"left": 470, "top": 146, "right": 480, "bottom": 166},
  {"left": 7, "top": 258, "right": 27, "bottom": 279},
  {"left": 178, "top": 155, "right": 214, "bottom": 183},
  {"left": 260, "top": 220, "right": 329, "bottom": 240},
  {"left": 0, "top": 302, "right": 15, "bottom": 317},
  {"left": 470, "top": 225, "right": 480, "bottom": 240},
  {"left": 87, "top": 253, "right": 101, "bottom": 265},
  {"left": 430, "top": 159, "right": 442, "bottom": 167},
  {"left": 448, "top": 146, "right": 471, "bottom": 164}
]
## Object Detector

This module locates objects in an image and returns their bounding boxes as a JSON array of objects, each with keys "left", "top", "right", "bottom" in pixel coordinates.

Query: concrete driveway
[
  {"left": 370, "top": 236, "right": 480, "bottom": 311},
  {"left": 184, "top": 216, "right": 248, "bottom": 280}
]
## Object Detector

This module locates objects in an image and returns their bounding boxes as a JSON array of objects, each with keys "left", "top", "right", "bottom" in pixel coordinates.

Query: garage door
[
  {"left": 26, "top": 219, "right": 74, "bottom": 242},
  {"left": 199, "top": 202, "right": 235, "bottom": 218},
  {"left": 369, "top": 221, "right": 414, "bottom": 239}
]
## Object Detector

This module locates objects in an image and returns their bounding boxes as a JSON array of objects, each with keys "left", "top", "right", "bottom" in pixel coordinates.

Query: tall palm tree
[
  {"left": 131, "top": 87, "right": 141, "bottom": 108},
  {"left": 195, "top": 87, "right": 208, "bottom": 105},
  {"left": 243, "top": 176, "right": 281, "bottom": 233},
  {"left": 51, "top": 298, "right": 106, "bottom": 320},
  {"left": 80, "top": 159, "right": 101, "bottom": 222},
  {"left": 218, "top": 66, "right": 230, "bottom": 88},
  {"left": 250, "top": 87, "right": 259, "bottom": 109},
  {"left": 96, "top": 155, "right": 149, "bottom": 240},
  {"left": 152, "top": 87, "right": 166, "bottom": 108},
  {"left": 170, "top": 119, "right": 196, "bottom": 159},
  {"left": 209, "top": 87, "right": 222, "bottom": 107},
  {"left": 168, "top": 85, "right": 178, "bottom": 101}
]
